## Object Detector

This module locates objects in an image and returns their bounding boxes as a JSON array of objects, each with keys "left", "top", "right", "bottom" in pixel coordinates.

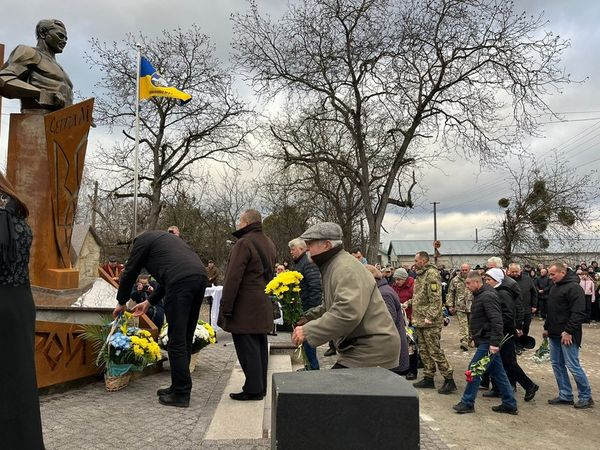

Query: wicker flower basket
[
  {"left": 104, "top": 372, "right": 132, "bottom": 392},
  {"left": 189, "top": 352, "right": 200, "bottom": 373}
]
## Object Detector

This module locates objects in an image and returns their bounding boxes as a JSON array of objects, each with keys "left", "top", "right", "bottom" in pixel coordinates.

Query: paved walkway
[{"left": 40, "top": 332, "right": 450, "bottom": 449}]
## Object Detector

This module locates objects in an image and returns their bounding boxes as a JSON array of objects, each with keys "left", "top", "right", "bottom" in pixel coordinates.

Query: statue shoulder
[{"left": 6, "top": 45, "right": 42, "bottom": 66}]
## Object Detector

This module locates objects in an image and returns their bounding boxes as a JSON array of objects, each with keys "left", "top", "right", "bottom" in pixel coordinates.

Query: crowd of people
[
  {"left": 4, "top": 175, "right": 597, "bottom": 448},
  {"left": 280, "top": 248, "right": 596, "bottom": 413},
  {"left": 103, "top": 221, "right": 596, "bottom": 415}
]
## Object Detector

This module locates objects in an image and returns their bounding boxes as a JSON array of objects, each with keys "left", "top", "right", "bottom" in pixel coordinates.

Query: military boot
[
  {"left": 438, "top": 377, "right": 457, "bottom": 394},
  {"left": 413, "top": 377, "right": 435, "bottom": 389}
]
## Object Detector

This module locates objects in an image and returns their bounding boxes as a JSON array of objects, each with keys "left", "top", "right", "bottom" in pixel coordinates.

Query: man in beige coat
[{"left": 291, "top": 223, "right": 400, "bottom": 369}]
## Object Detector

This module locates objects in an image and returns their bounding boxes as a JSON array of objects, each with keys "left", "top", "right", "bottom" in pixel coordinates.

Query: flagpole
[{"left": 133, "top": 43, "right": 141, "bottom": 239}]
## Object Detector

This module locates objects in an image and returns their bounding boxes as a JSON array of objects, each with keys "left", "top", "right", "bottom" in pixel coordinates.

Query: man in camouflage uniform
[
  {"left": 412, "top": 251, "right": 456, "bottom": 394},
  {"left": 448, "top": 263, "right": 473, "bottom": 351}
]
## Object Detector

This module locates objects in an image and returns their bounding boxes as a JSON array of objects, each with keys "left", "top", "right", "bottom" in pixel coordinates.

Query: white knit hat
[{"left": 485, "top": 268, "right": 504, "bottom": 283}]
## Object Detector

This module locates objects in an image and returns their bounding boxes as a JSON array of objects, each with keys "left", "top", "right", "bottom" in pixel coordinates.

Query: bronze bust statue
[{"left": 0, "top": 19, "right": 73, "bottom": 113}]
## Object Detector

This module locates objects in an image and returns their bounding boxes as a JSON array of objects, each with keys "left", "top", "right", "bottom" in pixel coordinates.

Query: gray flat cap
[{"left": 299, "top": 222, "right": 343, "bottom": 241}]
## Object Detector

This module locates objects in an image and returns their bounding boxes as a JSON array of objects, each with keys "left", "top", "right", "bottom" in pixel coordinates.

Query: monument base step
[{"left": 204, "top": 344, "right": 294, "bottom": 441}]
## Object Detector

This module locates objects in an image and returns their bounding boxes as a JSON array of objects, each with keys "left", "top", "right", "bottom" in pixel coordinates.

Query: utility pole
[
  {"left": 91, "top": 181, "right": 98, "bottom": 229},
  {"left": 431, "top": 201, "right": 440, "bottom": 265}
]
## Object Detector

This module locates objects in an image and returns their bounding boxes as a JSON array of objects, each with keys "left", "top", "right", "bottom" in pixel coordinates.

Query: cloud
[
  {"left": 382, "top": 210, "right": 500, "bottom": 242},
  {"left": 1, "top": 0, "right": 599, "bottom": 231}
]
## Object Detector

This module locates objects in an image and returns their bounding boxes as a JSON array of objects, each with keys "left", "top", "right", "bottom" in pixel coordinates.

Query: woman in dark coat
[{"left": 0, "top": 171, "right": 45, "bottom": 449}]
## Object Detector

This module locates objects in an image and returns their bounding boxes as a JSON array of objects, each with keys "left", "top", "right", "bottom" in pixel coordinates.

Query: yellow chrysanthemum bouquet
[
  {"left": 265, "top": 270, "right": 304, "bottom": 326},
  {"left": 265, "top": 270, "right": 310, "bottom": 368}
]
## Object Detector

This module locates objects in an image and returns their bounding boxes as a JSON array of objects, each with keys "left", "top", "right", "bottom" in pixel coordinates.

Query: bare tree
[
  {"left": 86, "top": 25, "right": 253, "bottom": 230},
  {"left": 158, "top": 170, "right": 257, "bottom": 265},
  {"left": 484, "top": 157, "right": 599, "bottom": 264},
  {"left": 262, "top": 114, "right": 367, "bottom": 248},
  {"left": 233, "top": 0, "right": 572, "bottom": 261}
]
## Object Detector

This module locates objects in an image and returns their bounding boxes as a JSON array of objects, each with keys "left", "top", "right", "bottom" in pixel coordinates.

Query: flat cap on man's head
[{"left": 299, "top": 222, "right": 343, "bottom": 241}]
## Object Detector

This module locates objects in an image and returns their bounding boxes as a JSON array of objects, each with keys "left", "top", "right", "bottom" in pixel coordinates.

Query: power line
[{"left": 437, "top": 120, "right": 600, "bottom": 212}]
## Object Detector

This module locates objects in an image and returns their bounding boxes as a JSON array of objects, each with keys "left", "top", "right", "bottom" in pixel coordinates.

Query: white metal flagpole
[{"left": 133, "top": 44, "right": 141, "bottom": 239}]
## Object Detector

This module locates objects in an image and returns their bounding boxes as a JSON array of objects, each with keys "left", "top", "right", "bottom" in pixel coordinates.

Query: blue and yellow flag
[{"left": 139, "top": 56, "right": 192, "bottom": 105}]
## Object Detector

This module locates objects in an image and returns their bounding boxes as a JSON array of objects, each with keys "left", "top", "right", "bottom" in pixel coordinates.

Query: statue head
[{"left": 36, "top": 19, "right": 67, "bottom": 54}]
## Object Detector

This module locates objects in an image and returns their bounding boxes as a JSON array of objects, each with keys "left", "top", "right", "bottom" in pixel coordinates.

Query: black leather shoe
[
  {"left": 453, "top": 402, "right": 474, "bottom": 414},
  {"left": 492, "top": 404, "right": 518, "bottom": 415},
  {"left": 158, "top": 393, "right": 190, "bottom": 408},
  {"left": 156, "top": 386, "right": 173, "bottom": 396},
  {"left": 438, "top": 378, "right": 457, "bottom": 395},
  {"left": 413, "top": 377, "right": 435, "bottom": 389},
  {"left": 229, "top": 391, "right": 264, "bottom": 401},
  {"left": 524, "top": 384, "right": 539, "bottom": 402},
  {"left": 574, "top": 398, "right": 594, "bottom": 409},
  {"left": 405, "top": 372, "right": 417, "bottom": 381},
  {"left": 548, "top": 397, "right": 574, "bottom": 405},
  {"left": 482, "top": 390, "right": 501, "bottom": 398}
]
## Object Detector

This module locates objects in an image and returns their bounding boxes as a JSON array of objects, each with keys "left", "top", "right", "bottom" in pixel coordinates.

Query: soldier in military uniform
[
  {"left": 448, "top": 263, "right": 474, "bottom": 351},
  {"left": 412, "top": 251, "right": 456, "bottom": 394}
]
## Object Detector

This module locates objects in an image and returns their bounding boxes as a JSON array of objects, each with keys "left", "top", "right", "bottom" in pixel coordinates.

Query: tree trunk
[{"left": 148, "top": 183, "right": 162, "bottom": 230}]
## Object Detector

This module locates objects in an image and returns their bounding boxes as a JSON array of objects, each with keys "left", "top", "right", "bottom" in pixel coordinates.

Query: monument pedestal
[
  {"left": 6, "top": 99, "right": 94, "bottom": 293},
  {"left": 271, "top": 367, "right": 420, "bottom": 450}
]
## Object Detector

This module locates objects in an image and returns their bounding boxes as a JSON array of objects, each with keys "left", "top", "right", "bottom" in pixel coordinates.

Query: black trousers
[
  {"left": 500, "top": 339, "right": 535, "bottom": 390},
  {"left": 164, "top": 275, "right": 206, "bottom": 396},
  {"left": 483, "top": 339, "right": 534, "bottom": 391},
  {"left": 584, "top": 295, "right": 592, "bottom": 321},
  {"left": 591, "top": 297, "right": 600, "bottom": 321},
  {"left": 232, "top": 334, "right": 268, "bottom": 395},
  {"left": 538, "top": 297, "right": 548, "bottom": 319}
]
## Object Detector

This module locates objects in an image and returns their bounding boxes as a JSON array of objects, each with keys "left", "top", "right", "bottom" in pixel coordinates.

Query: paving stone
[{"left": 40, "top": 332, "right": 451, "bottom": 449}]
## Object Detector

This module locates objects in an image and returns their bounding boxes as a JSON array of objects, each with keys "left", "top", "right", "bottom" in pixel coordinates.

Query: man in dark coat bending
[
  {"left": 113, "top": 230, "right": 207, "bottom": 408},
  {"left": 218, "top": 209, "right": 277, "bottom": 401}
]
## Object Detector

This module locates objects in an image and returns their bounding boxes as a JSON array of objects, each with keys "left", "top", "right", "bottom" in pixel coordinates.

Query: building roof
[
  {"left": 388, "top": 239, "right": 600, "bottom": 257},
  {"left": 388, "top": 240, "right": 483, "bottom": 256},
  {"left": 70, "top": 223, "right": 102, "bottom": 263}
]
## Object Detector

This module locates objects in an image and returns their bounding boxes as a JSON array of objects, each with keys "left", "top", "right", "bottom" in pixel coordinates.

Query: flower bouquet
[
  {"left": 531, "top": 337, "right": 550, "bottom": 363},
  {"left": 158, "top": 320, "right": 217, "bottom": 372},
  {"left": 265, "top": 270, "right": 310, "bottom": 368},
  {"left": 80, "top": 312, "right": 162, "bottom": 391},
  {"left": 464, "top": 334, "right": 513, "bottom": 383}
]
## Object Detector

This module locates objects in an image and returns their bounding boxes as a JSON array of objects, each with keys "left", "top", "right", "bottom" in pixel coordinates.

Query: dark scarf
[
  {"left": 310, "top": 245, "right": 344, "bottom": 269},
  {"left": 232, "top": 221, "right": 263, "bottom": 239},
  {"left": 0, "top": 197, "right": 19, "bottom": 264}
]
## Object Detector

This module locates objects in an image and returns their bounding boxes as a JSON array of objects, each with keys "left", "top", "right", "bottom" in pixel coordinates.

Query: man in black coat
[
  {"left": 535, "top": 268, "right": 552, "bottom": 319},
  {"left": 113, "top": 230, "right": 207, "bottom": 407},
  {"left": 483, "top": 269, "right": 538, "bottom": 402},
  {"left": 508, "top": 263, "right": 538, "bottom": 350},
  {"left": 453, "top": 270, "right": 518, "bottom": 415},
  {"left": 289, "top": 237, "right": 322, "bottom": 370},
  {"left": 544, "top": 263, "right": 593, "bottom": 409}
]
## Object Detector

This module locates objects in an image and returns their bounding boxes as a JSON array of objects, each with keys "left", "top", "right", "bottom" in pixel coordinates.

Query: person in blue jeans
[
  {"left": 453, "top": 269, "right": 518, "bottom": 415},
  {"left": 289, "top": 238, "right": 323, "bottom": 370},
  {"left": 545, "top": 263, "right": 593, "bottom": 409}
]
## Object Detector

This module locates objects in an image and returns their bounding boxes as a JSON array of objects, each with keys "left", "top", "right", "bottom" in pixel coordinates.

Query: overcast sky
[{"left": 1, "top": 0, "right": 599, "bottom": 246}]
